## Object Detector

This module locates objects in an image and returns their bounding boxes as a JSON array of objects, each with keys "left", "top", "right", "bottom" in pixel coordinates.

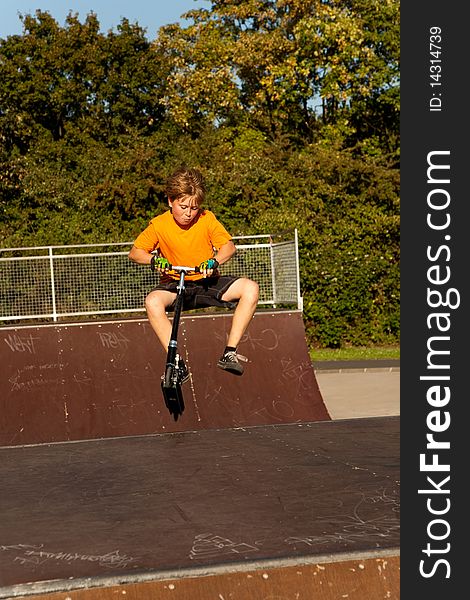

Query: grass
[{"left": 309, "top": 345, "right": 400, "bottom": 362}]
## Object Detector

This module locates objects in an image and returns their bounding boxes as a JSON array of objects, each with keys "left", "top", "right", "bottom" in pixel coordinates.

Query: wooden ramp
[
  {"left": 0, "top": 310, "right": 329, "bottom": 447},
  {"left": 8, "top": 557, "right": 400, "bottom": 600},
  {"left": 0, "top": 417, "right": 399, "bottom": 599}
]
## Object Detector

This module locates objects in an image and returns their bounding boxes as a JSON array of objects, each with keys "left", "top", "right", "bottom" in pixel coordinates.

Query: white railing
[{"left": 0, "top": 231, "right": 302, "bottom": 323}]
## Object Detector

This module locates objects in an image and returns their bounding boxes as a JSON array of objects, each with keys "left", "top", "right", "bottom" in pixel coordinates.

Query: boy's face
[{"left": 169, "top": 196, "right": 200, "bottom": 226}]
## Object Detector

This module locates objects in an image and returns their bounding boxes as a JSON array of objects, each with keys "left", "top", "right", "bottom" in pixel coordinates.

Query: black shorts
[{"left": 152, "top": 275, "right": 240, "bottom": 311}]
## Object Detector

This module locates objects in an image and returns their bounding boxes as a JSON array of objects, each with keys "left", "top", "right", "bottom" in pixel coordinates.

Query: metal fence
[{"left": 0, "top": 230, "right": 302, "bottom": 323}]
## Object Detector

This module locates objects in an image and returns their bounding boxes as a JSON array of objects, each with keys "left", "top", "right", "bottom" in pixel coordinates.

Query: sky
[{"left": 0, "top": 0, "right": 209, "bottom": 40}]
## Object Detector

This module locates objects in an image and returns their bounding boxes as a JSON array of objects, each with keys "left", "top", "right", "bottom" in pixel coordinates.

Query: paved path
[{"left": 314, "top": 361, "right": 400, "bottom": 420}]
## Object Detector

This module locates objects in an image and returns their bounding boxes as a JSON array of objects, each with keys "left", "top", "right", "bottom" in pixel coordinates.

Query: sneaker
[
  {"left": 217, "top": 350, "right": 247, "bottom": 375},
  {"left": 176, "top": 355, "right": 190, "bottom": 384}
]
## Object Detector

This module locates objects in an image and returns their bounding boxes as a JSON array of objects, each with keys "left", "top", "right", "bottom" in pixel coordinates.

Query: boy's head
[
  {"left": 165, "top": 167, "right": 206, "bottom": 227},
  {"left": 165, "top": 167, "right": 206, "bottom": 205}
]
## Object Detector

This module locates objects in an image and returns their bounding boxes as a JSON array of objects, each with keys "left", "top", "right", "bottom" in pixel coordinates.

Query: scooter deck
[{"left": 161, "top": 380, "right": 185, "bottom": 421}]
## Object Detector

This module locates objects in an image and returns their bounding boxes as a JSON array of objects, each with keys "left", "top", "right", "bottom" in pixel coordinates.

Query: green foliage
[
  {"left": 0, "top": 2, "right": 400, "bottom": 347},
  {"left": 155, "top": 0, "right": 399, "bottom": 139}
]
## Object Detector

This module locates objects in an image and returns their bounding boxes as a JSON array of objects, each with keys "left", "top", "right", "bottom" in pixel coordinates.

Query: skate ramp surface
[
  {"left": 0, "top": 416, "right": 399, "bottom": 599},
  {"left": 0, "top": 310, "right": 329, "bottom": 446}
]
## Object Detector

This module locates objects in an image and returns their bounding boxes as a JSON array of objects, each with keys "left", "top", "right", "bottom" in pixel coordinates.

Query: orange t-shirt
[{"left": 133, "top": 209, "right": 232, "bottom": 280}]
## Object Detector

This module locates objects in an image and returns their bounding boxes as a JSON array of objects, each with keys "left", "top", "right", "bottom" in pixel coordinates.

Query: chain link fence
[{"left": 0, "top": 231, "right": 301, "bottom": 324}]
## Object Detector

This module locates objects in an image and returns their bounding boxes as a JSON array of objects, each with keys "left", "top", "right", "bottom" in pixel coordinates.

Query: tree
[
  {"left": 154, "top": 0, "right": 399, "bottom": 142},
  {"left": 0, "top": 11, "right": 171, "bottom": 244},
  {"left": 0, "top": 2, "right": 400, "bottom": 347},
  {"left": 0, "top": 11, "right": 103, "bottom": 145},
  {"left": 0, "top": 10, "right": 168, "bottom": 149}
]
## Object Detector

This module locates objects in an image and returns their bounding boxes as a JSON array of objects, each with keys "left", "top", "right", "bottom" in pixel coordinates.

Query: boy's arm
[
  {"left": 214, "top": 240, "right": 236, "bottom": 266},
  {"left": 199, "top": 240, "right": 236, "bottom": 278},
  {"left": 128, "top": 245, "right": 153, "bottom": 266},
  {"left": 129, "top": 246, "right": 171, "bottom": 274}
]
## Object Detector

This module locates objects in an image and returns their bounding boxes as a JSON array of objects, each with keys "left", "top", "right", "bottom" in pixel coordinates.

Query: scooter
[{"left": 161, "top": 265, "right": 198, "bottom": 421}]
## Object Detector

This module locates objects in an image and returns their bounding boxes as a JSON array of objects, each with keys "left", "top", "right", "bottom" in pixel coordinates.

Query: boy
[{"left": 128, "top": 166, "right": 259, "bottom": 384}]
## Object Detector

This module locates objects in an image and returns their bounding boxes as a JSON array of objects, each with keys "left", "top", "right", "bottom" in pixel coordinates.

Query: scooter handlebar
[{"left": 168, "top": 265, "right": 200, "bottom": 273}]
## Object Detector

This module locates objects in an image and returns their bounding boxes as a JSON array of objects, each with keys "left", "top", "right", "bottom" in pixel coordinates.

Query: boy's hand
[
  {"left": 199, "top": 258, "right": 219, "bottom": 277},
  {"left": 150, "top": 255, "right": 171, "bottom": 272}
]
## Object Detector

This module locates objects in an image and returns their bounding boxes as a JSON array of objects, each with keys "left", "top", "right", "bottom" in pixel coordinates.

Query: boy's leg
[
  {"left": 145, "top": 289, "right": 190, "bottom": 384},
  {"left": 218, "top": 278, "right": 259, "bottom": 374},
  {"left": 221, "top": 277, "right": 259, "bottom": 347},
  {"left": 145, "top": 289, "right": 177, "bottom": 351}
]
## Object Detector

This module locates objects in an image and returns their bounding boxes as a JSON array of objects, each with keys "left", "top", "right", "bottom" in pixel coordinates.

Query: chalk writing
[
  {"left": 4, "top": 333, "right": 38, "bottom": 354},
  {"left": 206, "top": 386, "right": 241, "bottom": 408},
  {"left": 248, "top": 405, "right": 285, "bottom": 423},
  {"left": 214, "top": 328, "right": 279, "bottom": 352},
  {"left": 38, "top": 362, "right": 66, "bottom": 371},
  {"left": 73, "top": 371, "right": 93, "bottom": 388},
  {"left": 18, "top": 363, "right": 66, "bottom": 375},
  {"left": 280, "top": 358, "right": 313, "bottom": 388},
  {"left": 98, "top": 331, "right": 131, "bottom": 350},
  {"left": 271, "top": 399, "right": 295, "bottom": 418},
  {"left": 285, "top": 489, "right": 399, "bottom": 548},
  {"left": 9, "top": 371, "right": 59, "bottom": 392},
  {"left": 242, "top": 328, "right": 279, "bottom": 351},
  {"left": 0, "top": 544, "right": 135, "bottom": 569},
  {"left": 7, "top": 363, "right": 68, "bottom": 392},
  {"left": 189, "top": 534, "right": 259, "bottom": 561},
  {"left": 16, "top": 362, "right": 67, "bottom": 372}
]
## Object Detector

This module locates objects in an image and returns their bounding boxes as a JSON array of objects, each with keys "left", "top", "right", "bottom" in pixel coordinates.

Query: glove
[
  {"left": 199, "top": 258, "right": 219, "bottom": 273},
  {"left": 150, "top": 255, "right": 171, "bottom": 272}
]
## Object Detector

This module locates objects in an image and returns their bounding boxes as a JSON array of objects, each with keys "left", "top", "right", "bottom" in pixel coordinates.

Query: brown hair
[{"left": 165, "top": 167, "right": 206, "bottom": 205}]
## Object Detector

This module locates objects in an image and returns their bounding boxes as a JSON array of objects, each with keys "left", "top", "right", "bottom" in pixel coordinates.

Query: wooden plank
[
  {"left": 11, "top": 555, "right": 400, "bottom": 600},
  {"left": 0, "top": 311, "right": 329, "bottom": 447}
]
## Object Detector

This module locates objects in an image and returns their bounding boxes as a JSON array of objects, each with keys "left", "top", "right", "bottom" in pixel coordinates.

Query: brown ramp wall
[{"left": 0, "top": 310, "right": 330, "bottom": 446}]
